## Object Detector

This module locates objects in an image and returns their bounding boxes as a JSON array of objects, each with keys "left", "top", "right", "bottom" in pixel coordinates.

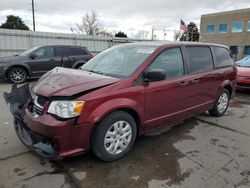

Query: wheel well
[
  {"left": 120, "top": 108, "right": 140, "bottom": 134},
  {"left": 94, "top": 108, "right": 141, "bottom": 136},
  {"left": 5, "top": 66, "right": 30, "bottom": 77},
  {"left": 74, "top": 62, "right": 85, "bottom": 68},
  {"left": 224, "top": 85, "right": 232, "bottom": 96}
]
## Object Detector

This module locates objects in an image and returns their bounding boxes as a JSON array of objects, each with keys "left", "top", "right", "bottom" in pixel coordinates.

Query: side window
[
  {"left": 71, "top": 47, "right": 88, "bottom": 55},
  {"left": 213, "top": 47, "right": 234, "bottom": 68},
  {"left": 33, "top": 47, "right": 54, "bottom": 58},
  {"left": 55, "top": 47, "right": 72, "bottom": 57},
  {"left": 148, "top": 48, "right": 184, "bottom": 80},
  {"left": 186, "top": 47, "right": 213, "bottom": 74}
]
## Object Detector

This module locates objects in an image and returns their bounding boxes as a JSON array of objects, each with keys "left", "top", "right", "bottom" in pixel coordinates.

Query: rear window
[
  {"left": 213, "top": 47, "right": 234, "bottom": 68},
  {"left": 71, "top": 47, "right": 88, "bottom": 55},
  {"left": 186, "top": 47, "right": 213, "bottom": 74}
]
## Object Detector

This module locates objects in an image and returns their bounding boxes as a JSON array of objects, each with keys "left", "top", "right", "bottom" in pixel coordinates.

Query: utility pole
[
  {"left": 151, "top": 26, "right": 154, "bottom": 40},
  {"left": 32, "top": 0, "right": 35, "bottom": 31}
]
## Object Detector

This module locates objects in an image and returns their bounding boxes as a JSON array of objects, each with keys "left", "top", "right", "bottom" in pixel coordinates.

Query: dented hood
[{"left": 33, "top": 67, "right": 120, "bottom": 97}]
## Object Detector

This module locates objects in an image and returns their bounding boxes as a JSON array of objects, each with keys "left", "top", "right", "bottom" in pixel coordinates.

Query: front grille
[
  {"left": 37, "top": 95, "right": 48, "bottom": 107},
  {"left": 33, "top": 104, "right": 43, "bottom": 115},
  {"left": 238, "top": 75, "right": 250, "bottom": 79},
  {"left": 32, "top": 95, "right": 48, "bottom": 116},
  {"left": 237, "top": 82, "right": 250, "bottom": 87}
]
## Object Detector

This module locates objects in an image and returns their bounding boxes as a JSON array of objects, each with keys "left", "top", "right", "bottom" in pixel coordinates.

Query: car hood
[
  {"left": 237, "top": 66, "right": 250, "bottom": 77},
  {"left": 34, "top": 67, "right": 120, "bottom": 97},
  {"left": 0, "top": 55, "right": 24, "bottom": 63}
]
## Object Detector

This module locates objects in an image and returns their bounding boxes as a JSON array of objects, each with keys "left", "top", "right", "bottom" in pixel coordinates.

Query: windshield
[
  {"left": 19, "top": 46, "right": 40, "bottom": 57},
  {"left": 81, "top": 45, "right": 156, "bottom": 78},
  {"left": 238, "top": 59, "right": 250, "bottom": 67}
]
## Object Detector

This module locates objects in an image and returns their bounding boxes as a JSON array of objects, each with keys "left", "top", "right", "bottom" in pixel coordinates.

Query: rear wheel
[
  {"left": 7, "top": 67, "right": 27, "bottom": 84},
  {"left": 91, "top": 111, "right": 137, "bottom": 161},
  {"left": 209, "top": 89, "right": 230, "bottom": 117}
]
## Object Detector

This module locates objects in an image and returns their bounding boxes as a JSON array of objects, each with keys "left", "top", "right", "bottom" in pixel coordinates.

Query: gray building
[{"left": 200, "top": 8, "right": 250, "bottom": 60}]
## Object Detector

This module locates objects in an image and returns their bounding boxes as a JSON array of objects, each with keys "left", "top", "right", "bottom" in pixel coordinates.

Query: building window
[
  {"left": 244, "top": 46, "right": 250, "bottom": 55},
  {"left": 219, "top": 23, "right": 228, "bottom": 33},
  {"left": 232, "top": 21, "right": 243, "bottom": 32},
  {"left": 207, "top": 24, "right": 215, "bottom": 34},
  {"left": 247, "top": 21, "right": 250, "bottom": 32}
]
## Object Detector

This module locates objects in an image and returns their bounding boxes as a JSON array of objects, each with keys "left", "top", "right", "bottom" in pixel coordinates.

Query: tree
[
  {"left": 135, "top": 30, "right": 149, "bottom": 39},
  {"left": 173, "top": 30, "right": 182, "bottom": 41},
  {"left": 71, "top": 11, "right": 107, "bottom": 36},
  {"left": 0, "top": 15, "right": 29, "bottom": 30},
  {"left": 180, "top": 22, "right": 199, "bottom": 42},
  {"left": 115, "top": 31, "right": 127, "bottom": 38}
]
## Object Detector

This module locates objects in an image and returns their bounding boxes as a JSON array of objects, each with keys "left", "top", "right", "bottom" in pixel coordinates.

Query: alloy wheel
[
  {"left": 217, "top": 93, "right": 229, "bottom": 114},
  {"left": 10, "top": 69, "right": 26, "bottom": 83},
  {"left": 104, "top": 120, "right": 132, "bottom": 155}
]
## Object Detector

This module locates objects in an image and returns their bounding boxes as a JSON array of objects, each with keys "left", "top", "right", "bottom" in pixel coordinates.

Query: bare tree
[
  {"left": 135, "top": 30, "right": 150, "bottom": 39},
  {"left": 174, "top": 30, "right": 182, "bottom": 41},
  {"left": 71, "top": 11, "right": 107, "bottom": 36}
]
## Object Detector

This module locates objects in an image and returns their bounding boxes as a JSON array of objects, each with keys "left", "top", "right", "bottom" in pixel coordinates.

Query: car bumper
[
  {"left": 0, "top": 72, "right": 4, "bottom": 79},
  {"left": 236, "top": 80, "right": 250, "bottom": 90},
  {"left": 14, "top": 109, "right": 94, "bottom": 159},
  {"left": 4, "top": 84, "right": 94, "bottom": 159},
  {"left": 0, "top": 65, "right": 6, "bottom": 79}
]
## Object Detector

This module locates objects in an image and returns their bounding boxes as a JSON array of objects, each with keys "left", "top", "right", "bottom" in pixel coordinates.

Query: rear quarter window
[
  {"left": 55, "top": 47, "right": 72, "bottom": 57},
  {"left": 213, "top": 46, "right": 234, "bottom": 68},
  {"left": 186, "top": 46, "right": 214, "bottom": 74},
  {"left": 71, "top": 47, "right": 88, "bottom": 56}
]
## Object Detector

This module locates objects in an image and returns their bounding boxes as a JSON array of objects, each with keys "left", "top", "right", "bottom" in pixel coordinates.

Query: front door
[
  {"left": 145, "top": 47, "right": 192, "bottom": 128},
  {"left": 27, "top": 46, "right": 60, "bottom": 77}
]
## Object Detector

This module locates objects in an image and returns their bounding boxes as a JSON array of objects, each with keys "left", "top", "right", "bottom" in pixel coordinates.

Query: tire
[
  {"left": 7, "top": 67, "right": 27, "bottom": 84},
  {"left": 91, "top": 111, "right": 137, "bottom": 161},
  {"left": 209, "top": 89, "right": 230, "bottom": 117}
]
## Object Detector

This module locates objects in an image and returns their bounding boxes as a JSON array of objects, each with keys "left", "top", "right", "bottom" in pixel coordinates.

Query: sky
[{"left": 0, "top": 0, "right": 250, "bottom": 40}]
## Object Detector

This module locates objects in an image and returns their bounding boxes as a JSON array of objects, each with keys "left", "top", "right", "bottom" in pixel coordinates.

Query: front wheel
[
  {"left": 91, "top": 111, "right": 137, "bottom": 161},
  {"left": 7, "top": 67, "right": 27, "bottom": 84},
  {"left": 209, "top": 89, "right": 230, "bottom": 117}
]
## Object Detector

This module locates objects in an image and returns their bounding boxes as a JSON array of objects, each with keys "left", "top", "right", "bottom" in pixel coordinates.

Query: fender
[
  {"left": 216, "top": 79, "right": 233, "bottom": 98},
  {"left": 4, "top": 63, "right": 32, "bottom": 77},
  {"left": 72, "top": 61, "right": 86, "bottom": 69},
  {"left": 85, "top": 98, "right": 144, "bottom": 127}
]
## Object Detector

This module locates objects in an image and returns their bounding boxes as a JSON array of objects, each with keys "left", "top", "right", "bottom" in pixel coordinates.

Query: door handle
[
  {"left": 179, "top": 81, "right": 189, "bottom": 86},
  {"left": 192, "top": 78, "right": 200, "bottom": 84}
]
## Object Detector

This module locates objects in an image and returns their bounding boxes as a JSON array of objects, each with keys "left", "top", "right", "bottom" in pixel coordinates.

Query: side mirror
[
  {"left": 30, "top": 54, "right": 37, "bottom": 60},
  {"left": 144, "top": 69, "right": 166, "bottom": 82}
]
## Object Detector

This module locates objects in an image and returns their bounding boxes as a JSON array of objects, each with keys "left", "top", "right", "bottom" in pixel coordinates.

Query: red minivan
[{"left": 4, "top": 42, "right": 236, "bottom": 161}]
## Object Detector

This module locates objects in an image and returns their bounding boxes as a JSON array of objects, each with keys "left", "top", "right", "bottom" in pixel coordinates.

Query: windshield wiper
[{"left": 87, "top": 70, "right": 104, "bottom": 75}]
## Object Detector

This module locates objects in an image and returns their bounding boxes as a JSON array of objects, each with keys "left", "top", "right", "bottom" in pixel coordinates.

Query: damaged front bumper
[
  {"left": 3, "top": 84, "right": 92, "bottom": 159},
  {"left": 4, "top": 84, "right": 59, "bottom": 158},
  {"left": 14, "top": 116, "right": 59, "bottom": 158}
]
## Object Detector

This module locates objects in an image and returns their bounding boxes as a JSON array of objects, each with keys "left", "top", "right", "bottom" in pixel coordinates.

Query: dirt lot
[{"left": 0, "top": 80, "right": 250, "bottom": 188}]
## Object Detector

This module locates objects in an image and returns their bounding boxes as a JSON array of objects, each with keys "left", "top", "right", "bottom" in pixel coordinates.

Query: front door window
[{"left": 33, "top": 47, "right": 54, "bottom": 58}]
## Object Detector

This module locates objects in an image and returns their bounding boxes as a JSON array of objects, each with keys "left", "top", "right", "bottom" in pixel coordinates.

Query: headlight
[{"left": 47, "top": 101, "right": 85, "bottom": 119}]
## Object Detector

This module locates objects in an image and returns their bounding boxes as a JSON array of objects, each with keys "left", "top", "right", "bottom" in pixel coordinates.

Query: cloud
[{"left": 0, "top": 0, "right": 250, "bottom": 38}]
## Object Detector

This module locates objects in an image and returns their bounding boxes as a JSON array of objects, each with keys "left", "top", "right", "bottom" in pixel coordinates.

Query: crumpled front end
[{"left": 3, "top": 84, "right": 59, "bottom": 158}]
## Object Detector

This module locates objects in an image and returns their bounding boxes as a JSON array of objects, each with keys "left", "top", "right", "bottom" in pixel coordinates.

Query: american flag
[{"left": 180, "top": 19, "right": 188, "bottom": 32}]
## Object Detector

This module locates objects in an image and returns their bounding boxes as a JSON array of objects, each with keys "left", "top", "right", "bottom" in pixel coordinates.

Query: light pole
[{"left": 32, "top": 0, "right": 35, "bottom": 31}]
